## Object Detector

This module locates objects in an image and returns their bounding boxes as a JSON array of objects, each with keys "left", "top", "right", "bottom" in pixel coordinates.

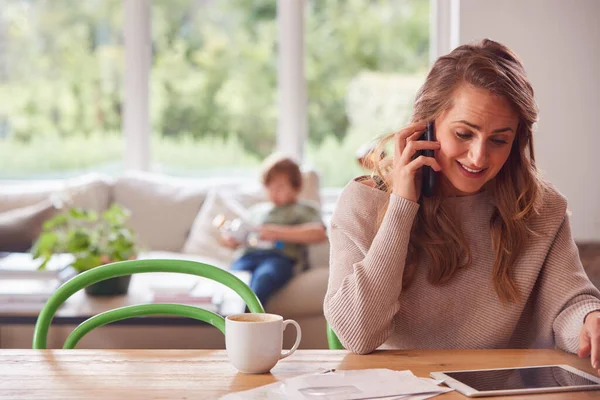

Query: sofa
[{"left": 0, "top": 171, "right": 331, "bottom": 349}]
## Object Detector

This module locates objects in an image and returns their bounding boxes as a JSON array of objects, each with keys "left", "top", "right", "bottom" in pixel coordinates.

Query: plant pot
[{"left": 84, "top": 275, "right": 132, "bottom": 296}]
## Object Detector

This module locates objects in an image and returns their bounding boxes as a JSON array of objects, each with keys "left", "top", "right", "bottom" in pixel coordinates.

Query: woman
[{"left": 323, "top": 39, "right": 600, "bottom": 374}]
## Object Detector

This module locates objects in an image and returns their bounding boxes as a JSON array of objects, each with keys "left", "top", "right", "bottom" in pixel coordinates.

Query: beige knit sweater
[{"left": 324, "top": 178, "right": 600, "bottom": 355}]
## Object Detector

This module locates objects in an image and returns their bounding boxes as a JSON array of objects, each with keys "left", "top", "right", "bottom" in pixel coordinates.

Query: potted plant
[{"left": 31, "top": 204, "right": 138, "bottom": 296}]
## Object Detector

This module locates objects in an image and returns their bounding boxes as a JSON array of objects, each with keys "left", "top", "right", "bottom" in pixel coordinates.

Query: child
[{"left": 221, "top": 154, "right": 327, "bottom": 306}]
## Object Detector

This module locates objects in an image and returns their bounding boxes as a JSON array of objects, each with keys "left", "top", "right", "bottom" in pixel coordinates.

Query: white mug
[{"left": 225, "top": 313, "right": 302, "bottom": 374}]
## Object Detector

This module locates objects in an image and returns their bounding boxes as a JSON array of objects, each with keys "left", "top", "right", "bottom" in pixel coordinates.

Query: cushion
[
  {"left": 307, "top": 240, "right": 330, "bottom": 269},
  {"left": 112, "top": 171, "right": 241, "bottom": 252},
  {"left": 138, "top": 250, "right": 231, "bottom": 270},
  {"left": 0, "top": 199, "right": 58, "bottom": 252},
  {"left": 181, "top": 189, "right": 253, "bottom": 265},
  {"left": 298, "top": 170, "right": 321, "bottom": 207},
  {"left": 266, "top": 267, "right": 329, "bottom": 317},
  {"left": 217, "top": 169, "right": 322, "bottom": 207},
  {"left": 0, "top": 173, "right": 112, "bottom": 213}
]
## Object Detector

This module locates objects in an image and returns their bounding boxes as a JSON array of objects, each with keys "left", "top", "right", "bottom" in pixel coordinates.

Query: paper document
[{"left": 220, "top": 369, "right": 452, "bottom": 400}]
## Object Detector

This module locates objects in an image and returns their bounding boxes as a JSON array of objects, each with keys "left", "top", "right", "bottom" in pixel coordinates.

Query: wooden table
[{"left": 1, "top": 349, "right": 599, "bottom": 399}]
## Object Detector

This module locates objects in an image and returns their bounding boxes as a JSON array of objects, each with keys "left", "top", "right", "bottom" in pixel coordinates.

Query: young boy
[{"left": 221, "top": 154, "right": 327, "bottom": 306}]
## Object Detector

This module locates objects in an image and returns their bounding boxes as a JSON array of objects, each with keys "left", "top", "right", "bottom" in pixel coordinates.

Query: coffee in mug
[{"left": 225, "top": 313, "right": 302, "bottom": 374}]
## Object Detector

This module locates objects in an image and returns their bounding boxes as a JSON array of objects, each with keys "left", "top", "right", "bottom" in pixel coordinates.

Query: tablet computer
[{"left": 430, "top": 365, "right": 600, "bottom": 397}]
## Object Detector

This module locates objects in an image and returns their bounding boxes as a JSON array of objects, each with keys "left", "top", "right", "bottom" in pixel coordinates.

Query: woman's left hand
[{"left": 578, "top": 311, "right": 600, "bottom": 374}]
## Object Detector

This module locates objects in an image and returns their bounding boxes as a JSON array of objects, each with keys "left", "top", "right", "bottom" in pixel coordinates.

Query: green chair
[
  {"left": 327, "top": 322, "right": 344, "bottom": 350},
  {"left": 33, "top": 259, "right": 265, "bottom": 349}
]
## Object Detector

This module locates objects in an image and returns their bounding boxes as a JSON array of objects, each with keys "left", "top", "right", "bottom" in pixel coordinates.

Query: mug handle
[{"left": 280, "top": 319, "right": 302, "bottom": 359}]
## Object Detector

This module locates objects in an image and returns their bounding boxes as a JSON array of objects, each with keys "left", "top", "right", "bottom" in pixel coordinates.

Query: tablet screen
[{"left": 445, "top": 366, "right": 599, "bottom": 391}]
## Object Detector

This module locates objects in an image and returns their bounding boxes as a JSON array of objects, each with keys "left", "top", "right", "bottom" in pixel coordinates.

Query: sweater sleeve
[
  {"left": 323, "top": 181, "right": 420, "bottom": 354},
  {"left": 538, "top": 213, "right": 600, "bottom": 353}
]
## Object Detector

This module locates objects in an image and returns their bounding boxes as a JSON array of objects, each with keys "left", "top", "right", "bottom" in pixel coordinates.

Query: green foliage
[
  {"left": 0, "top": 132, "right": 260, "bottom": 179},
  {"left": 0, "top": 0, "right": 429, "bottom": 187},
  {"left": 0, "top": 0, "right": 123, "bottom": 139},
  {"left": 305, "top": 0, "right": 429, "bottom": 144},
  {"left": 0, "top": 131, "right": 122, "bottom": 177},
  {"left": 31, "top": 203, "right": 137, "bottom": 273}
]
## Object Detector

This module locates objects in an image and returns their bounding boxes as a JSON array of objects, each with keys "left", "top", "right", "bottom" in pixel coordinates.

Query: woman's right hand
[{"left": 391, "top": 122, "right": 442, "bottom": 202}]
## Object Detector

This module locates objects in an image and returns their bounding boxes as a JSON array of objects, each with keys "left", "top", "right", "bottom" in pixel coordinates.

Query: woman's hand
[
  {"left": 578, "top": 311, "right": 600, "bottom": 375},
  {"left": 391, "top": 122, "right": 442, "bottom": 202}
]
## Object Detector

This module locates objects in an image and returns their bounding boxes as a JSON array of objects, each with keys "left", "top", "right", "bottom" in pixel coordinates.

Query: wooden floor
[{"left": 578, "top": 242, "right": 600, "bottom": 289}]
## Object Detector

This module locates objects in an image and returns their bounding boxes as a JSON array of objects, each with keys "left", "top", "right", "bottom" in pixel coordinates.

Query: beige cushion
[
  {"left": 0, "top": 199, "right": 58, "bottom": 252},
  {"left": 297, "top": 170, "right": 321, "bottom": 207},
  {"left": 204, "top": 169, "right": 321, "bottom": 208},
  {"left": 0, "top": 173, "right": 112, "bottom": 213},
  {"left": 181, "top": 189, "right": 254, "bottom": 265},
  {"left": 182, "top": 170, "right": 323, "bottom": 264},
  {"left": 266, "top": 267, "right": 329, "bottom": 317},
  {"left": 113, "top": 171, "right": 244, "bottom": 252},
  {"left": 308, "top": 240, "right": 330, "bottom": 269},
  {"left": 137, "top": 250, "right": 231, "bottom": 270}
]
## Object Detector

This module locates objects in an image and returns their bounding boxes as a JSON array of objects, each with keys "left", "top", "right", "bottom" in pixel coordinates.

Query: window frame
[{"left": 122, "top": 0, "right": 446, "bottom": 172}]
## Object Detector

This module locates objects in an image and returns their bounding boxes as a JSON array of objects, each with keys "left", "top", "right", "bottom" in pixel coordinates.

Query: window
[
  {"left": 304, "top": 0, "right": 430, "bottom": 187},
  {"left": 0, "top": 0, "right": 430, "bottom": 186},
  {"left": 0, "top": 0, "right": 124, "bottom": 179},
  {"left": 150, "top": 0, "right": 277, "bottom": 178}
]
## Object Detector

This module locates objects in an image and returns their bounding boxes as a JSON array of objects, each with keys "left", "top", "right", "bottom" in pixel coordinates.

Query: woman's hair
[
  {"left": 261, "top": 153, "right": 303, "bottom": 190},
  {"left": 372, "top": 39, "right": 546, "bottom": 302}
]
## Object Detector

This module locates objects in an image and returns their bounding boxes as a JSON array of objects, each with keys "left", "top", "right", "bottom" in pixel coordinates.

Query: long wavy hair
[{"left": 372, "top": 39, "right": 546, "bottom": 302}]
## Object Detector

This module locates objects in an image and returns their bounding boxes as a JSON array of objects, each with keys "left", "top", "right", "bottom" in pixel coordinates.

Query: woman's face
[{"left": 434, "top": 84, "right": 520, "bottom": 196}]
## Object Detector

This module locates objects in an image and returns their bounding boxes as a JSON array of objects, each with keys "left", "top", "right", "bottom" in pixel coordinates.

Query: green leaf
[
  {"left": 31, "top": 232, "right": 60, "bottom": 258},
  {"left": 66, "top": 229, "right": 91, "bottom": 253},
  {"left": 69, "top": 208, "right": 87, "bottom": 219},
  {"left": 69, "top": 208, "right": 98, "bottom": 222},
  {"left": 71, "top": 254, "right": 102, "bottom": 272},
  {"left": 37, "top": 257, "right": 51, "bottom": 271},
  {"left": 86, "top": 210, "right": 99, "bottom": 222},
  {"left": 42, "top": 213, "right": 69, "bottom": 230},
  {"left": 103, "top": 204, "right": 131, "bottom": 226},
  {"left": 109, "top": 227, "right": 136, "bottom": 253}
]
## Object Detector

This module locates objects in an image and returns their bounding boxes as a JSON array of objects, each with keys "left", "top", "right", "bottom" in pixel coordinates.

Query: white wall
[{"left": 458, "top": 0, "right": 600, "bottom": 241}]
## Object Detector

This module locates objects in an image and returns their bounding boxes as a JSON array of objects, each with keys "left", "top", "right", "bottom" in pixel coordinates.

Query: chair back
[
  {"left": 327, "top": 323, "right": 344, "bottom": 349},
  {"left": 33, "top": 259, "right": 264, "bottom": 349}
]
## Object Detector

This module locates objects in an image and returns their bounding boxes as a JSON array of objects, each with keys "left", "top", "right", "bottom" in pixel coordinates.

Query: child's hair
[{"left": 261, "top": 154, "right": 302, "bottom": 190}]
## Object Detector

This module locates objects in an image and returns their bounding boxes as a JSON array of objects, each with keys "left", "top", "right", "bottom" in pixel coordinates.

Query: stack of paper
[
  {"left": 221, "top": 369, "right": 452, "bottom": 400},
  {"left": 0, "top": 253, "right": 76, "bottom": 312},
  {"left": 0, "top": 253, "right": 75, "bottom": 280},
  {"left": 0, "top": 278, "right": 61, "bottom": 312}
]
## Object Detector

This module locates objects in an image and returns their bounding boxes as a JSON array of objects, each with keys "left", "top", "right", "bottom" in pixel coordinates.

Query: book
[
  {"left": 0, "top": 278, "right": 61, "bottom": 313},
  {"left": 0, "top": 278, "right": 60, "bottom": 301},
  {"left": 0, "top": 253, "right": 76, "bottom": 281}
]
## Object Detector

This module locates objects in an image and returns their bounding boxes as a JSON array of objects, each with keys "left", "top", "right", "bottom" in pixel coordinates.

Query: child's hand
[
  {"left": 258, "top": 224, "right": 282, "bottom": 241},
  {"left": 220, "top": 234, "right": 241, "bottom": 249}
]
